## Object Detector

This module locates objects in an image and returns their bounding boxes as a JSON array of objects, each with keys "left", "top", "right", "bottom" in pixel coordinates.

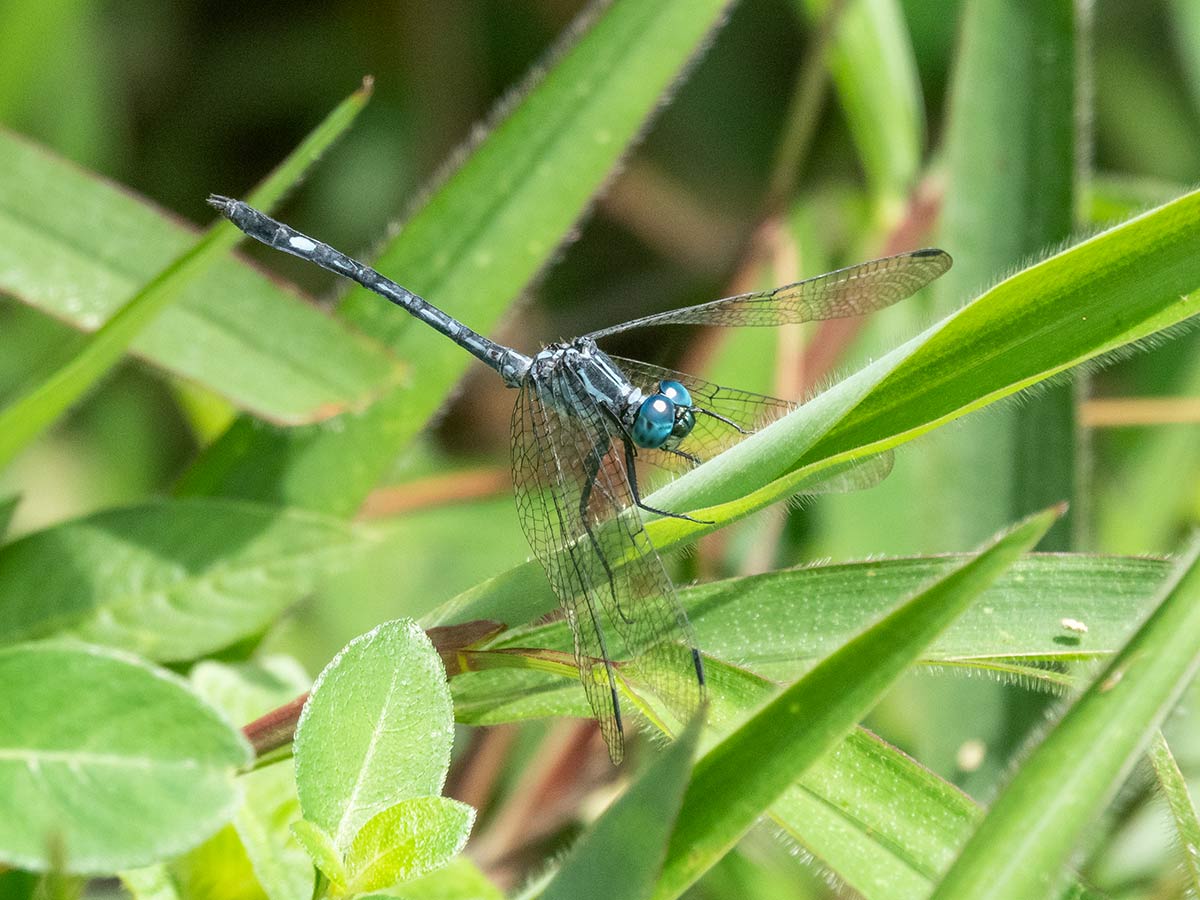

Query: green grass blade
[
  {"left": 178, "top": 0, "right": 735, "bottom": 514},
  {"left": 649, "top": 507, "right": 1059, "bottom": 899},
  {"left": 540, "top": 716, "right": 701, "bottom": 900},
  {"left": 1169, "top": 0, "right": 1200, "bottom": 118},
  {"left": 930, "top": 0, "right": 1078, "bottom": 550},
  {"left": 797, "top": 0, "right": 924, "bottom": 218},
  {"left": 931, "top": 532, "right": 1200, "bottom": 899},
  {"left": 0, "top": 84, "right": 372, "bottom": 470},
  {"left": 0, "top": 126, "right": 400, "bottom": 427},
  {"left": 1147, "top": 731, "right": 1200, "bottom": 894},
  {"left": 447, "top": 553, "right": 1163, "bottom": 897}
]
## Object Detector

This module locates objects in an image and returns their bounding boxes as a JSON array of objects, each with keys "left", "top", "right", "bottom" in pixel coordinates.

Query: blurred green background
[{"left": 1, "top": 1, "right": 1198, "bottom": 895}]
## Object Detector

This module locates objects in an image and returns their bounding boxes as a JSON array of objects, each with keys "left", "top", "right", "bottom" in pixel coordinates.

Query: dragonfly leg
[
  {"left": 662, "top": 446, "right": 702, "bottom": 467},
  {"left": 696, "top": 406, "right": 751, "bottom": 434},
  {"left": 622, "top": 439, "right": 713, "bottom": 525}
]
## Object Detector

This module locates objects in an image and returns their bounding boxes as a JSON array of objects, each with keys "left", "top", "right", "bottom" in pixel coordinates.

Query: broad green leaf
[
  {"left": 798, "top": 0, "right": 924, "bottom": 219},
  {"left": 0, "top": 642, "right": 251, "bottom": 873},
  {"left": 448, "top": 554, "right": 1171, "bottom": 725},
  {"left": 0, "top": 84, "right": 377, "bottom": 470},
  {"left": 289, "top": 821, "right": 346, "bottom": 894},
  {"left": 451, "top": 552, "right": 1157, "bottom": 898},
  {"left": 192, "top": 658, "right": 314, "bottom": 900},
  {"left": 0, "top": 498, "right": 382, "bottom": 661},
  {"left": 361, "top": 856, "right": 503, "bottom": 900},
  {"left": 0, "top": 128, "right": 402, "bottom": 425},
  {"left": 650, "top": 508, "right": 1058, "bottom": 899},
  {"left": 541, "top": 715, "right": 701, "bottom": 900},
  {"left": 294, "top": 620, "right": 456, "bottom": 851},
  {"left": 179, "top": 0, "right": 735, "bottom": 514},
  {"left": 931, "top": 533, "right": 1200, "bottom": 898},
  {"left": 344, "top": 797, "right": 475, "bottom": 894},
  {"left": 1147, "top": 732, "right": 1200, "bottom": 894}
]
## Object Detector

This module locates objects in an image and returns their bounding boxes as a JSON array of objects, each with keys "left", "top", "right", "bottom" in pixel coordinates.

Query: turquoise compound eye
[
  {"left": 659, "top": 380, "right": 692, "bottom": 408},
  {"left": 632, "top": 394, "right": 676, "bottom": 448}
]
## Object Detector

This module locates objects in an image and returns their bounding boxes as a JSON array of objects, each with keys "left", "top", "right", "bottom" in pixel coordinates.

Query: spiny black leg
[
  {"left": 622, "top": 439, "right": 713, "bottom": 525},
  {"left": 696, "top": 406, "right": 750, "bottom": 434},
  {"left": 663, "top": 446, "right": 702, "bottom": 468}
]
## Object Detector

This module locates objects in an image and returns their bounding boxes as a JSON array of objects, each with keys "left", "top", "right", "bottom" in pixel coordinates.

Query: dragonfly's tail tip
[{"left": 206, "top": 194, "right": 235, "bottom": 215}]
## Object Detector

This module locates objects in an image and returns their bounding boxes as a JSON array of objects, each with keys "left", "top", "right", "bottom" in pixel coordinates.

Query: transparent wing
[
  {"left": 610, "top": 356, "right": 793, "bottom": 475},
  {"left": 510, "top": 369, "right": 704, "bottom": 763},
  {"left": 586, "top": 249, "right": 951, "bottom": 339}
]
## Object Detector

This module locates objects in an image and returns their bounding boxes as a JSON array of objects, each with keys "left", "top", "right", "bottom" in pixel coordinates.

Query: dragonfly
[{"left": 209, "top": 194, "right": 951, "bottom": 763}]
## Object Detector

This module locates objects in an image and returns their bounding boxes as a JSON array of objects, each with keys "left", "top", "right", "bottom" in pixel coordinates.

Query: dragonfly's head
[{"left": 631, "top": 380, "right": 695, "bottom": 449}]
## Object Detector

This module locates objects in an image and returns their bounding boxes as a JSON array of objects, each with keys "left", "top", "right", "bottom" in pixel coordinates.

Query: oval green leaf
[
  {"left": 294, "top": 620, "right": 456, "bottom": 851},
  {"left": 344, "top": 797, "right": 475, "bottom": 894},
  {"left": 0, "top": 642, "right": 251, "bottom": 874}
]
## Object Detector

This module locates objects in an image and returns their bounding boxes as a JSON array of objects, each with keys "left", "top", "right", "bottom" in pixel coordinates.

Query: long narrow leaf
[
  {"left": 540, "top": 716, "right": 701, "bottom": 900},
  {"left": 447, "top": 554, "right": 1171, "bottom": 725},
  {"left": 423, "top": 188, "right": 1200, "bottom": 635},
  {"left": 924, "top": 0, "right": 1079, "bottom": 549},
  {"left": 1147, "top": 731, "right": 1200, "bottom": 895},
  {"left": 0, "top": 84, "right": 373, "bottom": 470},
  {"left": 178, "top": 0, "right": 735, "bottom": 513},
  {"left": 649, "top": 507, "right": 1059, "bottom": 898},
  {"left": 798, "top": 0, "right": 924, "bottom": 217},
  {"left": 931, "top": 533, "right": 1200, "bottom": 898},
  {"left": 0, "top": 130, "right": 400, "bottom": 426}
]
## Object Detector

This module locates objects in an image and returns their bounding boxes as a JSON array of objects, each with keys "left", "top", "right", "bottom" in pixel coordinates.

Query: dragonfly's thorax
[
  {"left": 529, "top": 338, "right": 644, "bottom": 423},
  {"left": 528, "top": 339, "right": 699, "bottom": 450}
]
